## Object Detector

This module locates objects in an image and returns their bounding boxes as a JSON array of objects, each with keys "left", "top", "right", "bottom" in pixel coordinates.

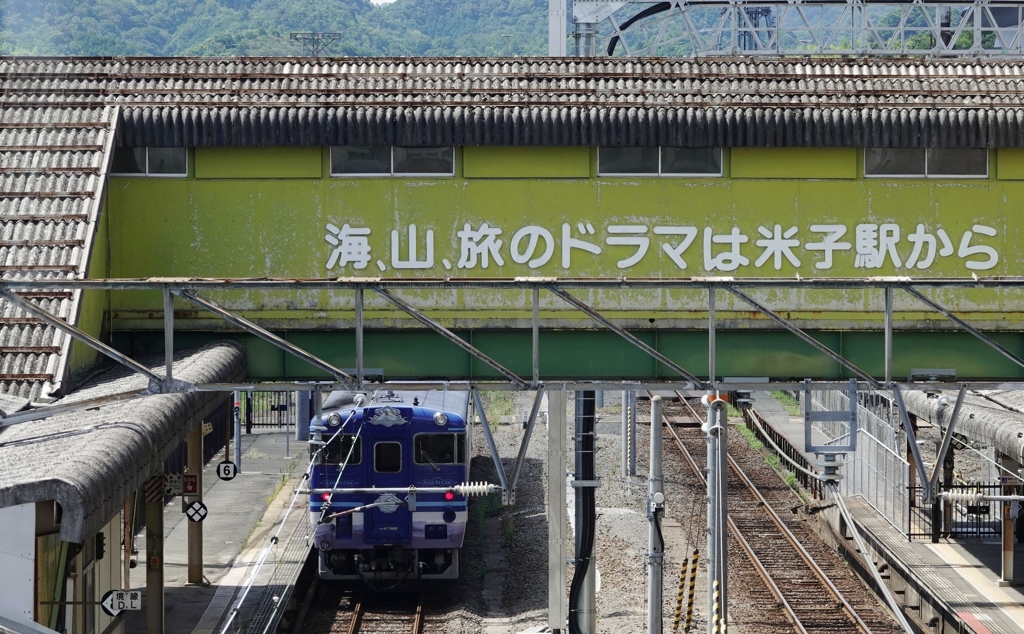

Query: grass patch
[
  {"left": 771, "top": 390, "right": 801, "bottom": 416},
  {"left": 481, "top": 391, "right": 514, "bottom": 431},
  {"left": 735, "top": 424, "right": 764, "bottom": 451}
]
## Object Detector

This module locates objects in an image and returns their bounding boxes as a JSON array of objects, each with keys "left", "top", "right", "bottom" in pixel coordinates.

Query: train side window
[
  {"left": 318, "top": 435, "right": 361, "bottom": 465},
  {"left": 375, "top": 442, "right": 402, "bottom": 473}
]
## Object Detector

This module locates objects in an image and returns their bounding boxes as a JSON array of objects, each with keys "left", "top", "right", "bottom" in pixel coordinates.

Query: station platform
[
  {"left": 121, "top": 429, "right": 309, "bottom": 634},
  {"left": 749, "top": 392, "right": 1024, "bottom": 634}
]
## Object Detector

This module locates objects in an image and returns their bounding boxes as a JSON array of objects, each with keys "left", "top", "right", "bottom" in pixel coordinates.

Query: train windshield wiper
[{"left": 420, "top": 448, "right": 441, "bottom": 472}]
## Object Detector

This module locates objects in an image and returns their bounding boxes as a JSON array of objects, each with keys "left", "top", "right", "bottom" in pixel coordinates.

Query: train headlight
[
  {"left": 327, "top": 413, "right": 342, "bottom": 427},
  {"left": 444, "top": 490, "right": 455, "bottom": 501},
  {"left": 320, "top": 493, "right": 331, "bottom": 502},
  {"left": 433, "top": 412, "right": 448, "bottom": 426}
]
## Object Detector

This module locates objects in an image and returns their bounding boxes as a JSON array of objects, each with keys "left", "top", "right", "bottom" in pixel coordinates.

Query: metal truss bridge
[{"left": 553, "top": 0, "right": 1024, "bottom": 56}]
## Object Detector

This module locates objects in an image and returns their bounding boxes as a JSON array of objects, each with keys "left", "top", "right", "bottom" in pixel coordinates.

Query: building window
[
  {"left": 331, "top": 146, "right": 454, "bottom": 176},
  {"left": 598, "top": 146, "right": 722, "bottom": 176},
  {"left": 111, "top": 147, "right": 187, "bottom": 176},
  {"left": 865, "top": 148, "right": 987, "bottom": 178}
]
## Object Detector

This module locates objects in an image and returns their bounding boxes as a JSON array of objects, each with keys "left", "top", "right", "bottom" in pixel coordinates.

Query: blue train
[{"left": 307, "top": 389, "right": 490, "bottom": 583}]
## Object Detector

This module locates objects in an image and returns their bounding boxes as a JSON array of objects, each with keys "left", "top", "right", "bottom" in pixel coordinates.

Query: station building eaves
[
  {"left": 2, "top": 56, "right": 1024, "bottom": 148},
  {"left": 0, "top": 341, "right": 245, "bottom": 542},
  {"left": 0, "top": 104, "right": 117, "bottom": 401}
]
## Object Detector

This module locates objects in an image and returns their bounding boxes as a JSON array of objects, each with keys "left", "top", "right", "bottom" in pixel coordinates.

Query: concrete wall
[{"left": 0, "top": 504, "right": 35, "bottom": 622}]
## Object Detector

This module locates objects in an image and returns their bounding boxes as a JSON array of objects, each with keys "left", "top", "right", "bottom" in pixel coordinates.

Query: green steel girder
[{"left": 113, "top": 328, "right": 1024, "bottom": 383}]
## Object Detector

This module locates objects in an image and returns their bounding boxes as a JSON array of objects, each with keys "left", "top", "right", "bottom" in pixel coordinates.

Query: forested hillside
[{"left": 0, "top": 0, "right": 548, "bottom": 56}]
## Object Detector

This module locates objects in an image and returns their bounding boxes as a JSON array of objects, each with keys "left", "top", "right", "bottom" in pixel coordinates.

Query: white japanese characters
[{"left": 325, "top": 221, "right": 1000, "bottom": 274}]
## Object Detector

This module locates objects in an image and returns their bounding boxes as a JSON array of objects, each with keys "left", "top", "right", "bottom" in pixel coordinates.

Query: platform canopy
[{"left": 0, "top": 342, "right": 244, "bottom": 542}]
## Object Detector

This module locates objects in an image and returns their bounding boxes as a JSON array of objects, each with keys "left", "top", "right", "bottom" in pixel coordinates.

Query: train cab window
[
  {"left": 375, "top": 442, "right": 402, "bottom": 473},
  {"left": 318, "top": 435, "right": 361, "bottom": 465},
  {"left": 415, "top": 433, "right": 467, "bottom": 468}
]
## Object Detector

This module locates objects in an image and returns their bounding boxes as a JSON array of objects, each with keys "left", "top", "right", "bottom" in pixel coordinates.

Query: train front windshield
[{"left": 414, "top": 433, "right": 466, "bottom": 466}]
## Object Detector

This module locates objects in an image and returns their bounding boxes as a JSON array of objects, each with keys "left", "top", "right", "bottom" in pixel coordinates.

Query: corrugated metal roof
[
  {"left": 2, "top": 57, "right": 1024, "bottom": 147},
  {"left": 0, "top": 104, "right": 116, "bottom": 401},
  {"left": 0, "top": 342, "right": 246, "bottom": 542}
]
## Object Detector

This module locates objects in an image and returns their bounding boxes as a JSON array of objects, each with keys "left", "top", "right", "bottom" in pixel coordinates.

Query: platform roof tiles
[{"left": 0, "top": 105, "right": 117, "bottom": 402}]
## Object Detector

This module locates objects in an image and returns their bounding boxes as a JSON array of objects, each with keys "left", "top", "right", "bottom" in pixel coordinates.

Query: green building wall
[{"left": 103, "top": 145, "right": 1024, "bottom": 380}]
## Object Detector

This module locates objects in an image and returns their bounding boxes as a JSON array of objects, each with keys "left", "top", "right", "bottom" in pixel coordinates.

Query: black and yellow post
[
  {"left": 711, "top": 579, "right": 723, "bottom": 633},
  {"left": 683, "top": 548, "right": 699, "bottom": 632},
  {"left": 673, "top": 556, "right": 689, "bottom": 631}
]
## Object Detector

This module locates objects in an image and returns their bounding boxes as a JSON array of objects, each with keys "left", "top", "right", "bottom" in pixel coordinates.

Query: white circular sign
[{"left": 217, "top": 460, "right": 237, "bottom": 481}]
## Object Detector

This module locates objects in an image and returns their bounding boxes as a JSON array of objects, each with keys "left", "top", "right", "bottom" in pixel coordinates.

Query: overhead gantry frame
[{"left": 5, "top": 276, "right": 1024, "bottom": 421}]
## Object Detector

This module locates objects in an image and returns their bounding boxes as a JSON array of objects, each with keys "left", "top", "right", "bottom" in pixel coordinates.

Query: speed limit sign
[{"left": 216, "top": 461, "right": 237, "bottom": 481}]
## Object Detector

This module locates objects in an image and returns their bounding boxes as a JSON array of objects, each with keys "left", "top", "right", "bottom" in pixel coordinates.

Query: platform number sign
[
  {"left": 101, "top": 590, "right": 141, "bottom": 617},
  {"left": 186, "top": 500, "right": 208, "bottom": 523},
  {"left": 217, "top": 460, "right": 237, "bottom": 481}
]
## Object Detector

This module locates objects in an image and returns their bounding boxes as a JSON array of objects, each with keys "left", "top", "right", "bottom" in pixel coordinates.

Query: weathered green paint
[
  {"left": 116, "top": 328, "right": 1024, "bottom": 381},
  {"left": 731, "top": 148, "right": 858, "bottom": 179},
  {"left": 997, "top": 148, "right": 1024, "bottom": 180},
  {"left": 104, "top": 144, "right": 1024, "bottom": 374},
  {"left": 463, "top": 146, "right": 591, "bottom": 178},
  {"left": 194, "top": 147, "right": 323, "bottom": 179},
  {"left": 69, "top": 198, "right": 110, "bottom": 381}
]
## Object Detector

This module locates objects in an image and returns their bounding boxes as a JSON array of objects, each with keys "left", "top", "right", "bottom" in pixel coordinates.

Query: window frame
[
  {"left": 373, "top": 441, "right": 403, "bottom": 474},
  {"left": 864, "top": 147, "right": 988, "bottom": 179},
  {"left": 317, "top": 434, "right": 362, "bottom": 466},
  {"left": 413, "top": 432, "right": 467, "bottom": 467},
  {"left": 330, "top": 145, "right": 455, "bottom": 178},
  {"left": 597, "top": 146, "right": 723, "bottom": 178},
  {"left": 110, "top": 147, "right": 188, "bottom": 178}
]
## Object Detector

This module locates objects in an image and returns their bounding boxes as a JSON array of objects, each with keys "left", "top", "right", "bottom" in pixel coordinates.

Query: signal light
[
  {"left": 444, "top": 490, "right": 455, "bottom": 501},
  {"left": 321, "top": 493, "right": 331, "bottom": 501}
]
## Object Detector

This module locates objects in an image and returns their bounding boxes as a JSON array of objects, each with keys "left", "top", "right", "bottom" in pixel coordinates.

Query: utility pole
[{"left": 704, "top": 396, "right": 728, "bottom": 634}]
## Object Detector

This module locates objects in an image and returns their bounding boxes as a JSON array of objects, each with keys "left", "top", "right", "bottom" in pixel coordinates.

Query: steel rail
[
  {"left": 347, "top": 596, "right": 364, "bottom": 634},
  {"left": 725, "top": 450, "right": 872, "bottom": 633},
  {"left": 412, "top": 593, "right": 425, "bottom": 634},
  {"left": 663, "top": 396, "right": 872, "bottom": 633},
  {"left": 661, "top": 403, "right": 806, "bottom": 634}
]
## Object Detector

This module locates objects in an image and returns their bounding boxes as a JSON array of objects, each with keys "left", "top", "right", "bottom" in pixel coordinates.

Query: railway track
[
  {"left": 663, "top": 395, "right": 900, "bottom": 634},
  {"left": 302, "top": 586, "right": 426, "bottom": 634}
]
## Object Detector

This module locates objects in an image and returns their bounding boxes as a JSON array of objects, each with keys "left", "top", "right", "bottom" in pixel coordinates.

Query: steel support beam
[
  {"left": 903, "top": 285, "right": 1024, "bottom": 373},
  {"left": 355, "top": 286, "right": 364, "bottom": 387},
  {"left": 546, "top": 285, "right": 704, "bottom": 388},
  {"left": 373, "top": 286, "right": 528, "bottom": 388},
  {"left": 164, "top": 288, "right": 174, "bottom": 381},
  {"left": 884, "top": 285, "right": 893, "bottom": 385},
  {"left": 648, "top": 396, "right": 666, "bottom": 634},
  {"left": 0, "top": 389, "right": 150, "bottom": 427},
  {"left": 0, "top": 287, "right": 165, "bottom": 388},
  {"left": 893, "top": 385, "right": 933, "bottom": 502},
  {"left": 708, "top": 285, "right": 716, "bottom": 387},
  {"left": 510, "top": 387, "right": 546, "bottom": 504},
  {"left": 472, "top": 388, "right": 511, "bottom": 505},
  {"left": 177, "top": 290, "right": 355, "bottom": 383},
  {"left": 548, "top": 390, "right": 569, "bottom": 632},
  {"left": 927, "top": 384, "right": 967, "bottom": 497},
  {"left": 532, "top": 286, "right": 540, "bottom": 388},
  {"left": 723, "top": 284, "right": 879, "bottom": 387}
]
